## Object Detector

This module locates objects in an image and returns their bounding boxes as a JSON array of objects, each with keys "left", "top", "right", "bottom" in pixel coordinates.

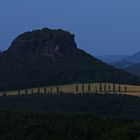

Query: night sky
[{"left": 1, "top": 0, "right": 140, "bottom": 55}]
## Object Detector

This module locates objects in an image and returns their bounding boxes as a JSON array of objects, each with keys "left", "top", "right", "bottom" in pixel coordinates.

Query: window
[
  {"left": 25, "top": 89, "right": 27, "bottom": 94},
  {"left": 82, "top": 85, "right": 84, "bottom": 92},
  {"left": 108, "top": 85, "right": 110, "bottom": 92},
  {"left": 31, "top": 90, "right": 34, "bottom": 94},
  {"left": 104, "top": 83, "right": 106, "bottom": 91},
  {"left": 76, "top": 85, "right": 78, "bottom": 92},
  {"left": 18, "top": 90, "right": 20, "bottom": 96},
  {"left": 44, "top": 87, "right": 46, "bottom": 94},
  {"left": 38, "top": 88, "right": 40, "bottom": 93},
  {"left": 125, "top": 86, "right": 127, "bottom": 92},
  {"left": 113, "top": 84, "right": 115, "bottom": 92},
  {"left": 118, "top": 85, "right": 121, "bottom": 92},
  {"left": 57, "top": 87, "right": 59, "bottom": 93},
  {"left": 95, "top": 86, "right": 97, "bottom": 92},
  {"left": 2, "top": 92, "right": 6, "bottom": 96},
  {"left": 100, "top": 83, "right": 102, "bottom": 91},
  {"left": 88, "top": 84, "right": 91, "bottom": 92}
]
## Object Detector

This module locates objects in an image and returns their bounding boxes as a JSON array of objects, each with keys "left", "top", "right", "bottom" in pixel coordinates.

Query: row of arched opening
[
  {"left": 3, "top": 83, "right": 127, "bottom": 96},
  {"left": 75, "top": 84, "right": 127, "bottom": 93}
]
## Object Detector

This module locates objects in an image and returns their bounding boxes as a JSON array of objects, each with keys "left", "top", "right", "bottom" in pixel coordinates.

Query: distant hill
[
  {"left": 112, "top": 51, "right": 140, "bottom": 68},
  {"left": 96, "top": 55, "right": 128, "bottom": 64},
  {"left": 125, "top": 51, "right": 140, "bottom": 63},
  {"left": 112, "top": 59, "right": 135, "bottom": 69},
  {"left": 110, "top": 51, "right": 140, "bottom": 75},
  {"left": 124, "top": 52, "right": 140, "bottom": 75},
  {"left": 0, "top": 28, "right": 139, "bottom": 91},
  {"left": 125, "top": 63, "right": 140, "bottom": 76}
]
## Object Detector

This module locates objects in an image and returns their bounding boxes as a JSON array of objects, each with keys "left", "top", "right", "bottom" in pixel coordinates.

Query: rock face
[
  {"left": 8, "top": 28, "right": 77, "bottom": 59},
  {"left": 0, "top": 28, "right": 139, "bottom": 91}
]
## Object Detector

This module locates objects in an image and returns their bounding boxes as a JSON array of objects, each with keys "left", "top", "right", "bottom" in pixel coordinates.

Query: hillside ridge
[{"left": 0, "top": 27, "right": 139, "bottom": 91}]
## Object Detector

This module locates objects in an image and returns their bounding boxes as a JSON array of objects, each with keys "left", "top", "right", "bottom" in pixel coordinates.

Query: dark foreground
[
  {"left": 1, "top": 93, "right": 140, "bottom": 119},
  {"left": 1, "top": 93, "right": 140, "bottom": 140},
  {"left": 1, "top": 111, "right": 140, "bottom": 140}
]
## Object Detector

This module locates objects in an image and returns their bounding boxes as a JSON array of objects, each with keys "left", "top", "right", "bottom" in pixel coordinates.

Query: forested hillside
[
  {"left": 1, "top": 93, "right": 140, "bottom": 119},
  {"left": 1, "top": 111, "right": 140, "bottom": 140},
  {"left": 0, "top": 28, "right": 139, "bottom": 91}
]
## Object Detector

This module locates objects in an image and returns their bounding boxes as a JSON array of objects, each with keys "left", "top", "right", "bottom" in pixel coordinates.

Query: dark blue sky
[{"left": 1, "top": 0, "right": 140, "bottom": 55}]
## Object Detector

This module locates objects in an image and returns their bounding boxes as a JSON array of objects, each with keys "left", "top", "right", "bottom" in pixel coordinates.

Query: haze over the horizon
[{"left": 1, "top": 0, "right": 140, "bottom": 55}]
